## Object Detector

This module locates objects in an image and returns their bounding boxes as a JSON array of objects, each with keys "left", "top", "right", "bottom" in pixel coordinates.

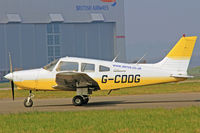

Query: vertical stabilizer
[{"left": 157, "top": 36, "right": 197, "bottom": 75}]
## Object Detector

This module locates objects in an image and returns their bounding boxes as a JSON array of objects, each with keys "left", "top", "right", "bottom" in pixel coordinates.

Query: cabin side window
[
  {"left": 81, "top": 63, "right": 95, "bottom": 72},
  {"left": 56, "top": 61, "right": 78, "bottom": 72},
  {"left": 99, "top": 65, "right": 110, "bottom": 72}
]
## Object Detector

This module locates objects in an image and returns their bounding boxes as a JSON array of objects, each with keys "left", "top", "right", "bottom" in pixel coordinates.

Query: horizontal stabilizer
[{"left": 170, "top": 74, "right": 194, "bottom": 78}]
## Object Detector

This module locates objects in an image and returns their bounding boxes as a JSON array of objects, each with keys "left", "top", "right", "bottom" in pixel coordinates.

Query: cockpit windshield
[{"left": 43, "top": 59, "right": 59, "bottom": 71}]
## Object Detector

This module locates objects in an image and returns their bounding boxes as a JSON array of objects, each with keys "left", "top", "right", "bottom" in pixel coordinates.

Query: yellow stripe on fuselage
[
  {"left": 96, "top": 77, "right": 185, "bottom": 90},
  {"left": 15, "top": 77, "right": 186, "bottom": 91},
  {"left": 15, "top": 79, "right": 57, "bottom": 91}
]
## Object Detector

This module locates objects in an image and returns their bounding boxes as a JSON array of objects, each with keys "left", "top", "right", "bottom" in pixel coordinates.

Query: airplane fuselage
[{"left": 9, "top": 57, "right": 185, "bottom": 91}]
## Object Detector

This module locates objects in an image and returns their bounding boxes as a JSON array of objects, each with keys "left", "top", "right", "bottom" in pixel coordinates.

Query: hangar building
[{"left": 0, "top": 0, "right": 126, "bottom": 80}]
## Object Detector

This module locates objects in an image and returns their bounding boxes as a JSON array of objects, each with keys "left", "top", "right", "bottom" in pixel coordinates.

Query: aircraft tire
[
  {"left": 83, "top": 97, "right": 89, "bottom": 104},
  {"left": 24, "top": 98, "right": 33, "bottom": 108},
  {"left": 72, "top": 96, "right": 84, "bottom": 106}
]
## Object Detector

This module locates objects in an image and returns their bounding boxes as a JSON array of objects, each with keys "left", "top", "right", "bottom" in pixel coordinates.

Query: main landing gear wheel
[
  {"left": 72, "top": 96, "right": 84, "bottom": 106},
  {"left": 72, "top": 95, "right": 90, "bottom": 106},
  {"left": 24, "top": 90, "right": 34, "bottom": 108}
]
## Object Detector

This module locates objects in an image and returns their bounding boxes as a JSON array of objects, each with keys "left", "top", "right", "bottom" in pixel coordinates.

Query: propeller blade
[
  {"left": 11, "top": 80, "right": 14, "bottom": 100},
  {"left": 8, "top": 52, "right": 14, "bottom": 101},
  {"left": 9, "top": 52, "right": 13, "bottom": 73}
]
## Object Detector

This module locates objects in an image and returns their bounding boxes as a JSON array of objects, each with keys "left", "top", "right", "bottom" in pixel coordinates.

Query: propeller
[
  {"left": 11, "top": 80, "right": 14, "bottom": 100},
  {"left": 8, "top": 52, "right": 15, "bottom": 101}
]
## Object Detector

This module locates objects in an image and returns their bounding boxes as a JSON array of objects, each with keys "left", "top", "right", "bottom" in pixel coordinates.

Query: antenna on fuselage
[
  {"left": 112, "top": 53, "right": 120, "bottom": 62},
  {"left": 136, "top": 53, "right": 147, "bottom": 65}
]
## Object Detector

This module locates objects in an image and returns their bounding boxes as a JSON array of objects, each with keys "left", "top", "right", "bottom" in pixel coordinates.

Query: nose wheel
[{"left": 24, "top": 90, "right": 34, "bottom": 108}]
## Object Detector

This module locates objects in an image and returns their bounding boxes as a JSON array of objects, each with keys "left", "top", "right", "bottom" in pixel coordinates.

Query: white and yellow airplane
[{"left": 4, "top": 35, "right": 197, "bottom": 107}]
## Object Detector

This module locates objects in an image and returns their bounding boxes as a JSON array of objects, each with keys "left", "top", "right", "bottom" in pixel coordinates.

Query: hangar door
[{"left": 61, "top": 22, "right": 115, "bottom": 61}]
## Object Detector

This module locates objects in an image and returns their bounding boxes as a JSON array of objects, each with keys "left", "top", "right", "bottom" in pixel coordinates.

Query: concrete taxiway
[{"left": 0, "top": 93, "right": 200, "bottom": 114}]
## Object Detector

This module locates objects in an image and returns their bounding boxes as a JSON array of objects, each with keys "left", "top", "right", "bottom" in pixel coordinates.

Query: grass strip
[{"left": 0, "top": 106, "right": 200, "bottom": 133}]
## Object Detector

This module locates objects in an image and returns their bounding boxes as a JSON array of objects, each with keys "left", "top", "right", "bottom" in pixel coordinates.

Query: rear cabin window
[
  {"left": 81, "top": 63, "right": 95, "bottom": 72},
  {"left": 99, "top": 65, "right": 110, "bottom": 72},
  {"left": 56, "top": 61, "right": 78, "bottom": 72}
]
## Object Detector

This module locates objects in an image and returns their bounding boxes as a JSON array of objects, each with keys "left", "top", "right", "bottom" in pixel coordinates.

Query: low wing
[{"left": 53, "top": 72, "right": 100, "bottom": 90}]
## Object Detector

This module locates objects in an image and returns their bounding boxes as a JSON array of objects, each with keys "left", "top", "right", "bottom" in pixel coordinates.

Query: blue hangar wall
[{"left": 0, "top": 0, "right": 126, "bottom": 80}]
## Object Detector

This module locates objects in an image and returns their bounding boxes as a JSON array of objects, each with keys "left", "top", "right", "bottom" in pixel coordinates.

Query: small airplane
[{"left": 4, "top": 35, "right": 197, "bottom": 107}]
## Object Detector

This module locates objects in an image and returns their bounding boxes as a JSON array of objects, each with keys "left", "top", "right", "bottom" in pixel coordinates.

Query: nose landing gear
[{"left": 24, "top": 90, "right": 34, "bottom": 108}]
